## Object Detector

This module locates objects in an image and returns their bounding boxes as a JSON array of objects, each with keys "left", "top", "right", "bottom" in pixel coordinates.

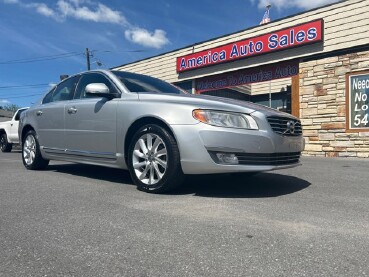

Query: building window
[{"left": 174, "top": 80, "right": 192, "bottom": 94}]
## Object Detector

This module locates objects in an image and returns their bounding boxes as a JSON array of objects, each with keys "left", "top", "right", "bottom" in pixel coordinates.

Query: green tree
[{"left": 2, "top": 104, "right": 21, "bottom": 113}]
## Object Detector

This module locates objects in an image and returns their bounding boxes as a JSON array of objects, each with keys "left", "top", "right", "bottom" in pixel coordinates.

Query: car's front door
[{"left": 64, "top": 73, "right": 119, "bottom": 161}]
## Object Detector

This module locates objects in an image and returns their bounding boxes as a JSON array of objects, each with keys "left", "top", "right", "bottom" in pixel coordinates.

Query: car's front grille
[
  {"left": 267, "top": 116, "right": 302, "bottom": 136},
  {"left": 235, "top": 152, "right": 301, "bottom": 166}
]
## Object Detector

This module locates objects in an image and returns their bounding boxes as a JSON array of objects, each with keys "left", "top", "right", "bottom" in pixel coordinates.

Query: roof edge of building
[{"left": 112, "top": 0, "right": 349, "bottom": 70}]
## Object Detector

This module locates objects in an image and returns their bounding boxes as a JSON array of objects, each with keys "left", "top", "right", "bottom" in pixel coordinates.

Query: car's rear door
[
  {"left": 64, "top": 72, "right": 119, "bottom": 162},
  {"left": 35, "top": 76, "right": 79, "bottom": 153}
]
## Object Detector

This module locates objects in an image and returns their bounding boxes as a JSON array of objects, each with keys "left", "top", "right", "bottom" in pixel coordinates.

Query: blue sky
[{"left": 0, "top": 0, "right": 341, "bottom": 108}]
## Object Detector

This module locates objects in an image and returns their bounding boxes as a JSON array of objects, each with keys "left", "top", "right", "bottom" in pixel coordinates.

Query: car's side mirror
[{"left": 85, "top": 83, "right": 119, "bottom": 99}]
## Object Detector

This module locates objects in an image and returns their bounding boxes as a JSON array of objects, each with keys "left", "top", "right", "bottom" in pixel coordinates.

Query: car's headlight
[{"left": 193, "top": 109, "right": 258, "bottom": 130}]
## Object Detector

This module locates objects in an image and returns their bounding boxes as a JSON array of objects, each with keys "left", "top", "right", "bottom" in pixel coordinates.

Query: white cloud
[
  {"left": 27, "top": 3, "right": 55, "bottom": 17},
  {"left": 57, "top": 0, "right": 127, "bottom": 25},
  {"left": 0, "top": 100, "right": 11, "bottom": 105},
  {"left": 125, "top": 28, "right": 170, "bottom": 49},
  {"left": 3, "top": 0, "right": 171, "bottom": 49},
  {"left": 4, "top": 0, "right": 127, "bottom": 24},
  {"left": 254, "top": 0, "right": 341, "bottom": 10}
]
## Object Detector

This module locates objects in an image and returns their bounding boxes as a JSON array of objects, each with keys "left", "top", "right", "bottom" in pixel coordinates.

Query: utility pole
[{"left": 86, "top": 48, "right": 91, "bottom": 71}]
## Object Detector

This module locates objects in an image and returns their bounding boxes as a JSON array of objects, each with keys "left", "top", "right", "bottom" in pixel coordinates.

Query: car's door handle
[
  {"left": 67, "top": 107, "right": 78, "bottom": 114},
  {"left": 36, "top": 110, "right": 43, "bottom": 116}
]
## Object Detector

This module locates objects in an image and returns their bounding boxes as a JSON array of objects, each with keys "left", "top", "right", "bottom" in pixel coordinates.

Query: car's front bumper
[{"left": 171, "top": 122, "right": 305, "bottom": 175}]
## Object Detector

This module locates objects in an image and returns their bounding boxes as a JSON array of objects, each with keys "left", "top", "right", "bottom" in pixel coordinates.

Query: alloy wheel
[
  {"left": 132, "top": 133, "right": 168, "bottom": 185},
  {"left": 23, "top": 134, "right": 36, "bottom": 165}
]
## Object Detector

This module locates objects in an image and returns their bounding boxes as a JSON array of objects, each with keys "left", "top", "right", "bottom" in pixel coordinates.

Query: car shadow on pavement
[
  {"left": 46, "top": 163, "right": 310, "bottom": 198},
  {"left": 175, "top": 172, "right": 311, "bottom": 198},
  {"left": 46, "top": 163, "right": 134, "bottom": 186}
]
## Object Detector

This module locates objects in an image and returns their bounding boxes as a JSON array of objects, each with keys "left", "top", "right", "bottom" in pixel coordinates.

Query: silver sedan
[{"left": 19, "top": 70, "right": 304, "bottom": 193}]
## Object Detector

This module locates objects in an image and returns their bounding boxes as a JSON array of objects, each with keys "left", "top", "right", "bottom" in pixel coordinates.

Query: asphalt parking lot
[{"left": 0, "top": 151, "right": 368, "bottom": 276}]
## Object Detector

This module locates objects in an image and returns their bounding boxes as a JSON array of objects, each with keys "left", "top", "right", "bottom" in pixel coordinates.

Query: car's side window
[
  {"left": 51, "top": 76, "right": 80, "bottom": 102},
  {"left": 74, "top": 73, "right": 117, "bottom": 99}
]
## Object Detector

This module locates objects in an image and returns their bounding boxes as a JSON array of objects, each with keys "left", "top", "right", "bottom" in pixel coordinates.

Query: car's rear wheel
[
  {"left": 0, "top": 133, "right": 12, "bottom": 152},
  {"left": 128, "top": 124, "right": 184, "bottom": 193},
  {"left": 22, "top": 130, "right": 49, "bottom": 170}
]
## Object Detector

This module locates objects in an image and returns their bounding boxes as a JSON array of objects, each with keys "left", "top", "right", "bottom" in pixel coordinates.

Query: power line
[
  {"left": 0, "top": 83, "right": 50, "bottom": 89},
  {"left": 0, "top": 93, "right": 44, "bottom": 99},
  {"left": 0, "top": 92, "right": 45, "bottom": 98},
  {"left": 0, "top": 87, "right": 49, "bottom": 96},
  {"left": 0, "top": 48, "right": 148, "bottom": 100},
  {"left": 99, "top": 49, "right": 147, "bottom": 53},
  {"left": 0, "top": 49, "right": 147, "bottom": 66},
  {"left": 0, "top": 84, "right": 52, "bottom": 100},
  {"left": 0, "top": 52, "right": 83, "bottom": 65},
  {"left": 0, "top": 91, "right": 48, "bottom": 97}
]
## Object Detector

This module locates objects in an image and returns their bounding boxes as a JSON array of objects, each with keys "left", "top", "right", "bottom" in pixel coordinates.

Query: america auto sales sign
[{"left": 177, "top": 19, "right": 323, "bottom": 73}]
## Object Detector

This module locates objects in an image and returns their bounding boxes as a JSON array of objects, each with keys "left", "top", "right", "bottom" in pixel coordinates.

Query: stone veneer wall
[{"left": 299, "top": 50, "right": 369, "bottom": 158}]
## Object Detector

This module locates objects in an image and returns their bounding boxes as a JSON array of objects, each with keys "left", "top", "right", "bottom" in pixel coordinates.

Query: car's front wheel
[
  {"left": 0, "top": 133, "right": 12, "bottom": 152},
  {"left": 128, "top": 124, "right": 184, "bottom": 193},
  {"left": 22, "top": 130, "right": 49, "bottom": 170}
]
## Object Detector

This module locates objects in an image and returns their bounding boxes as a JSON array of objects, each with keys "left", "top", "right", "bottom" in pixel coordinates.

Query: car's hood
[{"left": 136, "top": 92, "right": 296, "bottom": 118}]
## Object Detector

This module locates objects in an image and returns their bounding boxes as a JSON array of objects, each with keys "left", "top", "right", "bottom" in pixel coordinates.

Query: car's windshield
[{"left": 112, "top": 71, "right": 186, "bottom": 94}]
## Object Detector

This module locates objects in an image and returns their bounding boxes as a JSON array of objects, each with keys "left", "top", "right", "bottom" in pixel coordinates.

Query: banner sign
[
  {"left": 195, "top": 60, "right": 298, "bottom": 93},
  {"left": 346, "top": 71, "right": 369, "bottom": 131},
  {"left": 177, "top": 19, "right": 323, "bottom": 73}
]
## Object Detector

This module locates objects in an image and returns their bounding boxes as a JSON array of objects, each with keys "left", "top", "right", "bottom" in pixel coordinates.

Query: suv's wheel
[
  {"left": 22, "top": 130, "right": 49, "bottom": 170},
  {"left": 128, "top": 124, "right": 184, "bottom": 193},
  {"left": 0, "top": 133, "right": 12, "bottom": 152}
]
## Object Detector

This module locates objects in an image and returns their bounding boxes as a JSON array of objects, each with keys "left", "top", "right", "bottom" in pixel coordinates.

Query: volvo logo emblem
[{"left": 284, "top": 120, "right": 296, "bottom": 134}]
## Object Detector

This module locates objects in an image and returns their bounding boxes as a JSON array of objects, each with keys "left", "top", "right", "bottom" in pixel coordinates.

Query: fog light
[{"left": 216, "top": 153, "right": 239, "bottom": 165}]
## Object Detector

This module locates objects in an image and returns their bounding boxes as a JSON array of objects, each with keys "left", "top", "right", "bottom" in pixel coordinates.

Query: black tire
[
  {"left": 0, "top": 133, "right": 12, "bottom": 152},
  {"left": 127, "top": 124, "right": 184, "bottom": 193},
  {"left": 22, "top": 130, "right": 49, "bottom": 170}
]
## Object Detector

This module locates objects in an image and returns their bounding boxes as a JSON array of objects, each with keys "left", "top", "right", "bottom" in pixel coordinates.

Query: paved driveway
[{"left": 0, "top": 152, "right": 368, "bottom": 276}]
